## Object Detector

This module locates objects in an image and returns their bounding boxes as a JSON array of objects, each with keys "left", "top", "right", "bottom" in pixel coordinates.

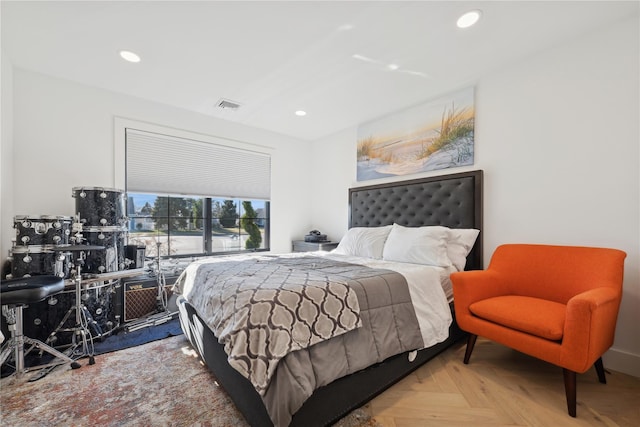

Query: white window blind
[{"left": 125, "top": 128, "right": 271, "bottom": 199}]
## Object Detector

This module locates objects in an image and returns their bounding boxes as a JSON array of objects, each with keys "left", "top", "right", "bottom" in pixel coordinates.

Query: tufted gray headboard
[{"left": 349, "top": 170, "right": 483, "bottom": 270}]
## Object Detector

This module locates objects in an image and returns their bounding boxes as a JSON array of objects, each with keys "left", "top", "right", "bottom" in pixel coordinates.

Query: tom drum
[
  {"left": 73, "top": 187, "right": 127, "bottom": 228},
  {"left": 13, "top": 215, "right": 73, "bottom": 246},
  {"left": 10, "top": 245, "right": 71, "bottom": 279},
  {"left": 80, "top": 226, "right": 128, "bottom": 274}
]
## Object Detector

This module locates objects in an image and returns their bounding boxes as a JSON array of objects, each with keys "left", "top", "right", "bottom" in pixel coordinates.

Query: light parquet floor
[{"left": 362, "top": 338, "right": 640, "bottom": 427}]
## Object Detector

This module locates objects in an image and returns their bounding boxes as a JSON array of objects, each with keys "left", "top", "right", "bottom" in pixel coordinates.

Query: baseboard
[{"left": 603, "top": 347, "right": 640, "bottom": 378}]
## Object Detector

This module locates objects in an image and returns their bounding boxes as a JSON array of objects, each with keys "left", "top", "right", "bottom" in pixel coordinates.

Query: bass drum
[
  {"left": 14, "top": 215, "right": 73, "bottom": 246},
  {"left": 73, "top": 187, "right": 127, "bottom": 228},
  {"left": 10, "top": 245, "right": 71, "bottom": 279},
  {"left": 24, "top": 281, "right": 118, "bottom": 346}
]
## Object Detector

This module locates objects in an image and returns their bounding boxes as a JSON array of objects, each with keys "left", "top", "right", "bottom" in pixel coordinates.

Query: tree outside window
[
  {"left": 241, "top": 201, "right": 262, "bottom": 249},
  {"left": 219, "top": 200, "right": 238, "bottom": 228},
  {"left": 128, "top": 193, "right": 268, "bottom": 257}
]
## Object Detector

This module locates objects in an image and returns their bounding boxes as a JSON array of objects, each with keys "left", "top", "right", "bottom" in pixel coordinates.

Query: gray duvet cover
[{"left": 175, "top": 255, "right": 425, "bottom": 427}]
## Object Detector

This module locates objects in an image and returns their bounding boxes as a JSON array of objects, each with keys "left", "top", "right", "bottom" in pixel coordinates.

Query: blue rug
[{"left": 93, "top": 317, "right": 183, "bottom": 355}]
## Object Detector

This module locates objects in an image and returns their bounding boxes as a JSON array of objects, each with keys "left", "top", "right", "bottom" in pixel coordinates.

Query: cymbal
[{"left": 51, "top": 244, "right": 105, "bottom": 251}]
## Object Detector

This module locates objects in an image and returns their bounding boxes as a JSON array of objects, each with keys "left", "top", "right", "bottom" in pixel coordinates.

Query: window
[
  {"left": 127, "top": 194, "right": 270, "bottom": 257},
  {"left": 125, "top": 128, "right": 271, "bottom": 258}
]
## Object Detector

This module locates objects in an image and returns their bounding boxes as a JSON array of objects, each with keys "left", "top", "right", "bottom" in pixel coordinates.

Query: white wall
[
  {"left": 1, "top": 49, "right": 14, "bottom": 268},
  {"left": 310, "top": 17, "right": 640, "bottom": 377},
  {"left": 5, "top": 68, "right": 314, "bottom": 257}
]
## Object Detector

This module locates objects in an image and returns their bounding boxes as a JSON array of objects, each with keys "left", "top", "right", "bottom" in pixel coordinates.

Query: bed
[{"left": 174, "top": 169, "right": 483, "bottom": 427}]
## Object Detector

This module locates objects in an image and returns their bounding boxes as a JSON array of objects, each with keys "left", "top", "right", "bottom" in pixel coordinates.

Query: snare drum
[
  {"left": 10, "top": 245, "right": 71, "bottom": 279},
  {"left": 73, "top": 187, "right": 127, "bottom": 227},
  {"left": 81, "top": 226, "right": 128, "bottom": 274},
  {"left": 14, "top": 215, "right": 73, "bottom": 246}
]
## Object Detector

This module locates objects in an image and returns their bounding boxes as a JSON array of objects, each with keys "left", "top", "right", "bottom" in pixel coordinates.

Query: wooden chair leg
[
  {"left": 594, "top": 357, "right": 607, "bottom": 384},
  {"left": 563, "top": 368, "right": 577, "bottom": 417},
  {"left": 463, "top": 334, "right": 477, "bottom": 364}
]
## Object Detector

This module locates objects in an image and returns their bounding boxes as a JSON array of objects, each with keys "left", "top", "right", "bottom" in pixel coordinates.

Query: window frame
[{"left": 115, "top": 118, "right": 272, "bottom": 259}]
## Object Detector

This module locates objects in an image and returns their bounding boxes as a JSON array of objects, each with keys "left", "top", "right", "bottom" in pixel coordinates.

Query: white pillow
[
  {"left": 333, "top": 225, "right": 392, "bottom": 259},
  {"left": 382, "top": 224, "right": 452, "bottom": 267},
  {"left": 447, "top": 228, "right": 480, "bottom": 271}
]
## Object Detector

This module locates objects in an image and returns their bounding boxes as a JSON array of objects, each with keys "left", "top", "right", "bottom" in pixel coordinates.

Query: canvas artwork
[{"left": 357, "top": 87, "right": 475, "bottom": 181}]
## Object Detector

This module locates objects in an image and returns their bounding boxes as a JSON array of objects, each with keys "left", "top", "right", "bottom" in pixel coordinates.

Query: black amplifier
[{"left": 112, "top": 275, "right": 178, "bottom": 323}]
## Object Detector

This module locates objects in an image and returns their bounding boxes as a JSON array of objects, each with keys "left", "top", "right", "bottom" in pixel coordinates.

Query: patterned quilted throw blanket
[{"left": 175, "top": 255, "right": 367, "bottom": 395}]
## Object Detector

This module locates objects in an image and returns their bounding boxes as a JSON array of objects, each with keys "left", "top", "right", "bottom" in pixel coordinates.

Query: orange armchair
[{"left": 451, "top": 244, "right": 626, "bottom": 417}]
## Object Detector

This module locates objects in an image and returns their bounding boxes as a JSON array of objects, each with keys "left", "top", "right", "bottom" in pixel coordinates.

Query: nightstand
[{"left": 292, "top": 240, "right": 339, "bottom": 252}]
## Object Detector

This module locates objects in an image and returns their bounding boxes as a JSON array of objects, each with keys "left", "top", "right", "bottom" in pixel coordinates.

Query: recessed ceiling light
[
  {"left": 295, "top": 110, "right": 307, "bottom": 117},
  {"left": 119, "top": 50, "right": 141, "bottom": 63},
  {"left": 457, "top": 10, "right": 482, "bottom": 29},
  {"left": 387, "top": 63, "right": 400, "bottom": 71}
]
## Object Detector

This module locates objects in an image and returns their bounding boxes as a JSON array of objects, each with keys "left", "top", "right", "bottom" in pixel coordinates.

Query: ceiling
[{"left": 2, "top": 1, "right": 638, "bottom": 141}]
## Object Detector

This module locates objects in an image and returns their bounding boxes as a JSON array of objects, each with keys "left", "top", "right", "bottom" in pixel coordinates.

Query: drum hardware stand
[
  {"left": 153, "top": 240, "right": 171, "bottom": 313},
  {"left": 0, "top": 304, "right": 82, "bottom": 382},
  {"left": 125, "top": 242, "right": 178, "bottom": 333}
]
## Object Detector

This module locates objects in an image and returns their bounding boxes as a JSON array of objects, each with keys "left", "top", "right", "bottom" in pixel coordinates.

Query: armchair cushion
[{"left": 469, "top": 295, "right": 566, "bottom": 341}]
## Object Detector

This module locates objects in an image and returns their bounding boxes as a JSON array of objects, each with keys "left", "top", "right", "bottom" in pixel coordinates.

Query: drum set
[{"left": 5, "top": 187, "right": 144, "bottom": 367}]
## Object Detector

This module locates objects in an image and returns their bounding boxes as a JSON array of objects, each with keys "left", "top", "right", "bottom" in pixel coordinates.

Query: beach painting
[{"left": 357, "top": 87, "right": 475, "bottom": 181}]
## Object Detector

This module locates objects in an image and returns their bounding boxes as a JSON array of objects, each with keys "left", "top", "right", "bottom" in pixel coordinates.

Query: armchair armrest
[
  {"left": 451, "top": 270, "right": 509, "bottom": 327},
  {"left": 451, "top": 270, "right": 508, "bottom": 305},
  {"left": 560, "top": 286, "right": 621, "bottom": 372}
]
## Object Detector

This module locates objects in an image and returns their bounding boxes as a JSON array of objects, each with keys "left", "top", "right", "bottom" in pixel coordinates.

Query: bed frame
[{"left": 178, "top": 169, "right": 483, "bottom": 426}]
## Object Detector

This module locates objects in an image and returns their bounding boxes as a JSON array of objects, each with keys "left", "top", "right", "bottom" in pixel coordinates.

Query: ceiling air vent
[{"left": 217, "top": 98, "right": 242, "bottom": 110}]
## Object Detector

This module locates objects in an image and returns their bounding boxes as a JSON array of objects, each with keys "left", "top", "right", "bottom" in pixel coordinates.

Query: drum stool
[{"left": 1, "top": 275, "right": 81, "bottom": 379}]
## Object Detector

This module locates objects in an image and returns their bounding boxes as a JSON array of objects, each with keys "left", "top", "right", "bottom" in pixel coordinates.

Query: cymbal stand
[{"left": 45, "top": 252, "right": 96, "bottom": 363}]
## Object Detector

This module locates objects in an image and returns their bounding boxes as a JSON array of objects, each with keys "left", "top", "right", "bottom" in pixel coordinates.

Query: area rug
[
  {"left": 2, "top": 317, "right": 183, "bottom": 378},
  {"left": 0, "top": 334, "right": 380, "bottom": 427}
]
